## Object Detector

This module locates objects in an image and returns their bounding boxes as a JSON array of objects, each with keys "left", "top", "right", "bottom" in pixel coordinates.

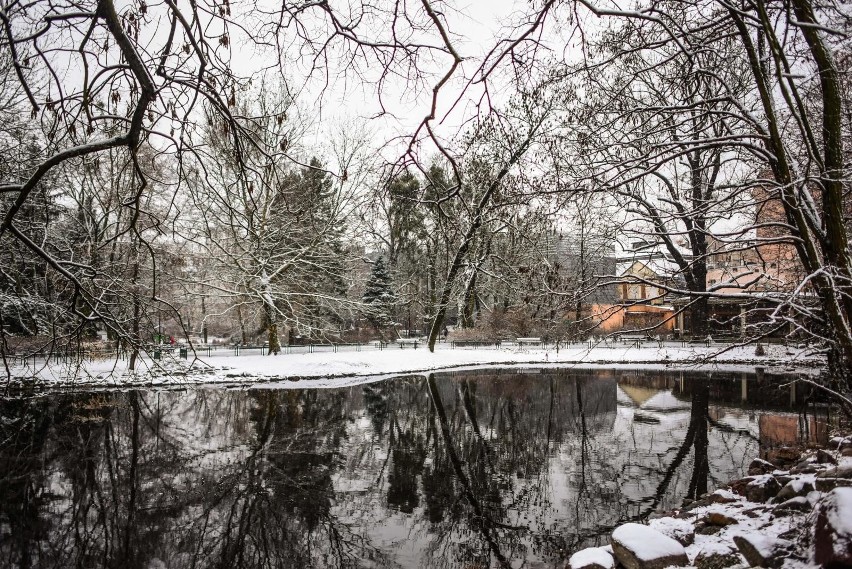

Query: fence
[{"left": 3, "top": 334, "right": 795, "bottom": 366}]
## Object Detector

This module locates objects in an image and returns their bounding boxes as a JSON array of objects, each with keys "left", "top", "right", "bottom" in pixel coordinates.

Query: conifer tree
[{"left": 363, "top": 257, "right": 397, "bottom": 335}]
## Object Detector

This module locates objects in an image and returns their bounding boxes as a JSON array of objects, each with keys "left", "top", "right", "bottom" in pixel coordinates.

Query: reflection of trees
[
  {"left": 185, "top": 389, "right": 383, "bottom": 568},
  {"left": 688, "top": 380, "right": 710, "bottom": 499},
  {"left": 0, "top": 369, "right": 761, "bottom": 569},
  {"left": 547, "top": 374, "right": 716, "bottom": 555},
  {"left": 363, "top": 383, "right": 389, "bottom": 440},
  {"left": 0, "top": 396, "right": 53, "bottom": 569},
  {"left": 427, "top": 373, "right": 512, "bottom": 568},
  {"left": 387, "top": 429, "right": 426, "bottom": 514},
  {"left": 0, "top": 389, "right": 388, "bottom": 569}
]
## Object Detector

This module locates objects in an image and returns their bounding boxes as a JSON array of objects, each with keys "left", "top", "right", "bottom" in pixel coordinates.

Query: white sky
[{"left": 221, "top": 0, "right": 547, "bottom": 160}]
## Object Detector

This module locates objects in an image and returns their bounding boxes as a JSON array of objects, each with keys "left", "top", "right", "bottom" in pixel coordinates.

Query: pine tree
[{"left": 363, "top": 256, "right": 397, "bottom": 334}]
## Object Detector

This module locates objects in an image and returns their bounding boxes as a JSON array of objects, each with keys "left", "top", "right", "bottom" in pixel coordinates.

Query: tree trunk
[
  {"left": 575, "top": 227, "right": 586, "bottom": 323},
  {"left": 128, "top": 250, "right": 140, "bottom": 371},
  {"left": 789, "top": 0, "right": 852, "bottom": 379},
  {"left": 460, "top": 272, "right": 477, "bottom": 328},
  {"left": 267, "top": 322, "right": 280, "bottom": 355},
  {"left": 730, "top": 4, "right": 852, "bottom": 380},
  {"left": 690, "top": 255, "right": 709, "bottom": 338}
]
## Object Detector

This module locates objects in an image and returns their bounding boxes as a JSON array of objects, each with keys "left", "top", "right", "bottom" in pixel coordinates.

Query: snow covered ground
[
  {"left": 6, "top": 341, "right": 824, "bottom": 388},
  {"left": 569, "top": 439, "right": 852, "bottom": 569}
]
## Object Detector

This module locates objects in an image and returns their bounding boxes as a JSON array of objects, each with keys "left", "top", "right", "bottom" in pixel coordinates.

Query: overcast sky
[{"left": 218, "top": 0, "right": 553, "bottom": 160}]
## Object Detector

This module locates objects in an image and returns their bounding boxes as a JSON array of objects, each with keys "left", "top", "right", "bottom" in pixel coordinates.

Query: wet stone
[
  {"left": 773, "top": 475, "right": 792, "bottom": 486},
  {"left": 816, "top": 466, "right": 852, "bottom": 491},
  {"left": 816, "top": 478, "right": 852, "bottom": 491},
  {"left": 816, "top": 449, "right": 838, "bottom": 464},
  {"left": 696, "top": 524, "right": 724, "bottom": 535},
  {"left": 818, "top": 465, "right": 852, "bottom": 479},
  {"left": 736, "top": 476, "right": 782, "bottom": 503},
  {"left": 684, "top": 498, "right": 711, "bottom": 511},
  {"left": 764, "top": 447, "right": 802, "bottom": 468},
  {"left": 705, "top": 512, "right": 738, "bottom": 526},
  {"left": 790, "top": 462, "right": 818, "bottom": 474}
]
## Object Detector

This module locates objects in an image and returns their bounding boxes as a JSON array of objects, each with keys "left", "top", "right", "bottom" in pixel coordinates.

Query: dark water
[{"left": 0, "top": 368, "right": 830, "bottom": 569}]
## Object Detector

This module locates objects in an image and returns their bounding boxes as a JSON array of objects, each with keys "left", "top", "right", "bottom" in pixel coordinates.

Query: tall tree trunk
[
  {"left": 730, "top": 4, "right": 852, "bottom": 379},
  {"left": 789, "top": 0, "right": 852, "bottom": 379},
  {"left": 128, "top": 250, "right": 140, "bottom": 371},
  {"left": 688, "top": 148, "right": 709, "bottom": 338},
  {"left": 575, "top": 226, "right": 586, "bottom": 323},
  {"left": 427, "top": 117, "right": 546, "bottom": 351},
  {"left": 460, "top": 272, "right": 477, "bottom": 328},
  {"left": 260, "top": 271, "right": 280, "bottom": 354}
]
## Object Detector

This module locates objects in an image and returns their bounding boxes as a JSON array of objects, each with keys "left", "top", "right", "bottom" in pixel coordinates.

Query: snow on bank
[
  {"left": 6, "top": 342, "right": 822, "bottom": 389},
  {"left": 570, "top": 438, "right": 852, "bottom": 569}
]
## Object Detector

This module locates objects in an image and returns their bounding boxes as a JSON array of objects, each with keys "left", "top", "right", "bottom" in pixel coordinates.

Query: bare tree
[{"left": 0, "top": 0, "right": 455, "bottom": 365}]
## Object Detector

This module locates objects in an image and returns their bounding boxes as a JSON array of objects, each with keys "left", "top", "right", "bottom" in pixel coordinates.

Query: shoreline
[
  {"left": 569, "top": 435, "right": 852, "bottom": 569},
  {"left": 2, "top": 346, "right": 824, "bottom": 391}
]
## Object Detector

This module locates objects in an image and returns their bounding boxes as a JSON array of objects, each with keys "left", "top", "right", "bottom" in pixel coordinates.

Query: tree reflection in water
[{"left": 0, "top": 368, "right": 826, "bottom": 568}]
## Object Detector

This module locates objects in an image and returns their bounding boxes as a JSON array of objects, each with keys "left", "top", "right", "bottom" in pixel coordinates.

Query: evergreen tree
[
  {"left": 386, "top": 171, "right": 424, "bottom": 267},
  {"left": 271, "top": 157, "right": 348, "bottom": 339},
  {"left": 362, "top": 256, "right": 397, "bottom": 334},
  {"left": 298, "top": 158, "right": 348, "bottom": 337}
]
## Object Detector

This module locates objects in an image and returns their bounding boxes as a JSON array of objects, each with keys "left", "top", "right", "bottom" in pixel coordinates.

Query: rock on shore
[{"left": 567, "top": 435, "right": 852, "bottom": 569}]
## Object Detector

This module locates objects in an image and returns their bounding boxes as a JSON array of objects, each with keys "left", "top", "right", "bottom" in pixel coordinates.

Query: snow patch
[
  {"left": 569, "top": 547, "right": 615, "bottom": 569},
  {"left": 611, "top": 523, "right": 685, "bottom": 561}
]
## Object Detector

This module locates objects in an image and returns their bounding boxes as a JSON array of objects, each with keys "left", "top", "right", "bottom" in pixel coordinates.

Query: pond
[{"left": 0, "top": 367, "right": 831, "bottom": 569}]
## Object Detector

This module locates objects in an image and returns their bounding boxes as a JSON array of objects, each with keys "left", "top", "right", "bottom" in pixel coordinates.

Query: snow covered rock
[
  {"left": 790, "top": 460, "right": 819, "bottom": 474},
  {"left": 707, "top": 489, "right": 740, "bottom": 504},
  {"left": 730, "top": 475, "right": 782, "bottom": 503},
  {"left": 610, "top": 523, "right": 689, "bottom": 569},
  {"left": 816, "top": 465, "right": 852, "bottom": 491},
  {"left": 816, "top": 449, "right": 838, "bottom": 465},
  {"left": 568, "top": 547, "right": 615, "bottom": 569},
  {"left": 814, "top": 487, "right": 852, "bottom": 568},
  {"left": 649, "top": 516, "right": 695, "bottom": 546},
  {"left": 773, "top": 496, "right": 811, "bottom": 515},
  {"left": 775, "top": 478, "right": 815, "bottom": 501},
  {"left": 748, "top": 458, "right": 776, "bottom": 476},
  {"left": 732, "top": 534, "right": 789, "bottom": 568},
  {"left": 694, "top": 545, "right": 742, "bottom": 569}
]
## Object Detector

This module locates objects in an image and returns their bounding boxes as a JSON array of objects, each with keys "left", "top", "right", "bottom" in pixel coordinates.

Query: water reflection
[{"left": 0, "top": 369, "right": 828, "bottom": 569}]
